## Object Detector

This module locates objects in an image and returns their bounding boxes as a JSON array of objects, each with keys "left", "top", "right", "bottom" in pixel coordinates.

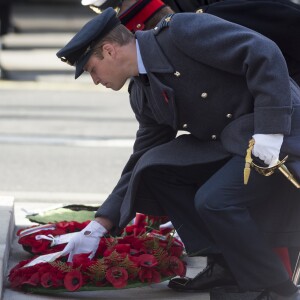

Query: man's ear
[{"left": 102, "top": 43, "right": 116, "bottom": 58}]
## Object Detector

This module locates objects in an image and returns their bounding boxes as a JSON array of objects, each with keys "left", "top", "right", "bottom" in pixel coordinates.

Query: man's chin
[
  {"left": 110, "top": 86, "right": 120, "bottom": 91},
  {"left": 110, "top": 82, "right": 127, "bottom": 91}
]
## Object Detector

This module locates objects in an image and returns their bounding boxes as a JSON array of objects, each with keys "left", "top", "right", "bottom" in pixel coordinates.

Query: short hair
[{"left": 92, "top": 24, "right": 135, "bottom": 59}]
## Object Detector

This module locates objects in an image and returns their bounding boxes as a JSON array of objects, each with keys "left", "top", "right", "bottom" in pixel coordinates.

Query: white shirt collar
[{"left": 136, "top": 39, "right": 147, "bottom": 74}]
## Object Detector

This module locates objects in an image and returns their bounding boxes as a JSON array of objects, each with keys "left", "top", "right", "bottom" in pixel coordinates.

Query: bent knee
[{"left": 194, "top": 188, "right": 227, "bottom": 214}]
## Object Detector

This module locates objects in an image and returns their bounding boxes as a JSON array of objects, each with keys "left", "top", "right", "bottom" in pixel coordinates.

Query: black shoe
[{"left": 168, "top": 261, "right": 236, "bottom": 292}]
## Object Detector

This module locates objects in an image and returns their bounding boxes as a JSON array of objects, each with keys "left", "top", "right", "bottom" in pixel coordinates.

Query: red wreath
[
  {"left": 17, "top": 220, "right": 90, "bottom": 255},
  {"left": 9, "top": 214, "right": 186, "bottom": 293}
]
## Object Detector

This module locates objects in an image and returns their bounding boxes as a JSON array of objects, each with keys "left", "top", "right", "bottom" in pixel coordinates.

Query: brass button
[
  {"left": 174, "top": 71, "right": 181, "bottom": 77},
  {"left": 136, "top": 24, "right": 141, "bottom": 29},
  {"left": 211, "top": 135, "right": 217, "bottom": 140},
  {"left": 196, "top": 9, "right": 203, "bottom": 13},
  {"left": 183, "top": 124, "right": 188, "bottom": 129},
  {"left": 165, "top": 16, "right": 171, "bottom": 22},
  {"left": 226, "top": 113, "right": 232, "bottom": 119},
  {"left": 201, "top": 92, "right": 208, "bottom": 99}
]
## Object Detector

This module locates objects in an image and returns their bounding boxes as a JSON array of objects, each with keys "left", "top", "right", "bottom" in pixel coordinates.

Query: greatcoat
[
  {"left": 96, "top": 12, "right": 300, "bottom": 247},
  {"left": 163, "top": 0, "right": 300, "bottom": 85}
]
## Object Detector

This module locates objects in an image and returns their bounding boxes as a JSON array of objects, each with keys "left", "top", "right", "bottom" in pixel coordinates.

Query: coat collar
[
  {"left": 135, "top": 31, "right": 174, "bottom": 74},
  {"left": 134, "top": 31, "right": 177, "bottom": 131}
]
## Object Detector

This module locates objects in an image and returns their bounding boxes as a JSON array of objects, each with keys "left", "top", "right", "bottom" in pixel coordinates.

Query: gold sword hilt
[
  {"left": 244, "top": 139, "right": 255, "bottom": 185},
  {"left": 244, "top": 139, "right": 300, "bottom": 188},
  {"left": 279, "top": 164, "right": 300, "bottom": 188}
]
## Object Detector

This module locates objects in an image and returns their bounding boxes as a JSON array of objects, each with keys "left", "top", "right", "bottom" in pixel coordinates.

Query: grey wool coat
[{"left": 96, "top": 12, "right": 300, "bottom": 246}]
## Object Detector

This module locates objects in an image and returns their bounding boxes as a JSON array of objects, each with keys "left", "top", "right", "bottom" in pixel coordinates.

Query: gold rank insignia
[{"left": 153, "top": 14, "right": 174, "bottom": 35}]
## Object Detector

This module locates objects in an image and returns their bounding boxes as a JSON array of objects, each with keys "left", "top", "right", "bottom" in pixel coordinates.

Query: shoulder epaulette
[{"left": 153, "top": 13, "right": 175, "bottom": 35}]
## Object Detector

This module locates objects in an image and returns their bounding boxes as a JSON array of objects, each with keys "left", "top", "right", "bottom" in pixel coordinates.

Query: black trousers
[{"left": 135, "top": 155, "right": 300, "bottom": 290}]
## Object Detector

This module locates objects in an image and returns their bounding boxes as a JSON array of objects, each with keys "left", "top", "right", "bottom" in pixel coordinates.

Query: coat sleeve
[
  {"left": 95, "top": 81, "right": 176, "bottom": 229},
  {"left": 169, "top": 12, "right": 293, "bottom": 135}
]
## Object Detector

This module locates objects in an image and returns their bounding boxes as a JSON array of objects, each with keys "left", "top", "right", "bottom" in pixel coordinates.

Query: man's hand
[
  {"left": 61, "top": 220, "right": 107, "bottom": 262},
  {"left": 252, "top": 134, "right": 284, "bottom": 167}
]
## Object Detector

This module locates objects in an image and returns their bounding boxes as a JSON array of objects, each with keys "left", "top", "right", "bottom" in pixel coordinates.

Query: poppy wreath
[
  {"left": 9, "top": 213, "right": 186, "bottom": 293},
  {"left": 17, "top": 220, "right": 91, "bottom": 255},
  {"left": 17, "top": 214, "right": 171, "bottom": 255}
]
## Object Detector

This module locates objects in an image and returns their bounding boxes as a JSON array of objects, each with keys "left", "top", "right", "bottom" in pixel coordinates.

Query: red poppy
[
  {"left": 40, "top": 272, "right": 54, "bottom": 288},
  {"left": 10, "top": 275, "right": 24, "bottom": 288},
  {"left": 17, "top": 221, "right": 88, "bottom": 255},
  {"left": 138, "top": 268, "right": 161, "bottom": 283},
  {"left": 72, "top": 253, "right": 92, "bottom": 268},
  {"left": 129, "top": 248, "right": 141, "bottom": 256},
  {"left": 114, "top": 244, "right": 131, "bottom": 254},
  {"left": 10, "top": 214, "right": 187, "bottom": 291},
  {"left": 37, "top": 264, "right": 52, "bottom": 276},
  {"left": 52, "top": 270, "right": 65, "bottom": 288},
  {"left": 134, "top": 227, "right": 146, "bottom": 236},
  {"left": 169, "top": 246, "right": 182, "bottom": 257},
  {"left": 159, "top": 227, "right": 173, "bottom": 235},
  {"left": 138, "top": 254, "right": 158, "bottom": 268},
  {"left": 94, "top": 238, "right": 108, "bottom": 257},
  {"left": 168, "top": 256, "right": 186, "bottom": 277},
  {"left": 106, "top": 267, "right": 128, "bottom": 288},
  {"left": 103, "top": 248, "right": 114, "bottom": 257},
  {"left": 124, "top": 224, "right": 146, "bottom": 236},
  {"left": 120, "top": 236, "right": 147, "bottom": 254},
  {"left": 146, "top": 215, "right": 169, "bottom": 230},
  {"left": 22, "top": 272, "right": 40, "bottom": 286},
  {"left": 124, "top": 225, "right": 135, "bottom": 235},
  {"left": 64, "top": 270, "right": 83, "bottom": 291},
  {"left": 134, "top": 213, "right": 147, "bottom": 227},
  {"left": 9, "top": 258, "right": 32, "bottom": 278}
]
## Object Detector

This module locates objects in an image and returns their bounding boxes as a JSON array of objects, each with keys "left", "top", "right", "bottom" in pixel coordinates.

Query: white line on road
[
  {"left": 0, "top": 135, "right": 134, "bottom": 147},
  {"left": 0, "top": 190, "right": 108, "bottom": 203}
]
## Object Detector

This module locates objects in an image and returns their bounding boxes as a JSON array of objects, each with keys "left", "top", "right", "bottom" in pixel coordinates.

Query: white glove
[
  {"left": 81, "top": 0, "right": 105, "bottom": 6},
  {"left": 61, "top": 220, "right": 107, "bottom": 262},
  {"left": 252, "top": 134, "right": 284, "bottom": 167},
  {"left": 159, "top": 221, "right": 174, "bottom": 230},
  {"left": 159, "top": 221, "right": 182, "bottom": 243}
]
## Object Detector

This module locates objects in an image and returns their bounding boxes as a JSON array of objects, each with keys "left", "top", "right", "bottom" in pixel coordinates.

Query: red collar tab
[{"left": 119, "top": 0, "right": 166, "bottom": 32}]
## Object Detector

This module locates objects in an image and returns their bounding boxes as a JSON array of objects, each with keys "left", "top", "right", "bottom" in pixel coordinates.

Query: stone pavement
[
  {"left": 0, "top": 2, "right": 211, "bottom": 299},
  {"left": 0, "top": 197, "right": 14, "bottom": 298}
]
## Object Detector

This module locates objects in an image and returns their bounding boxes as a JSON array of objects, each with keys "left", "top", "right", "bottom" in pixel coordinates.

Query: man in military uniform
[
  {"left": 57, "top": 8, "right": 300, "bottom": 299},
  {"left": 78, "top": 0, "right": 300, "bottom": 292}
]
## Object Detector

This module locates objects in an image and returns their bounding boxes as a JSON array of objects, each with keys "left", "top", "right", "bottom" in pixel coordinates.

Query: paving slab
[
  {"left": 2, "top": 33, "right": 74, "bottom": 49},
  {"left": 0, "top": 196, "right": 15, "bottom": 298},
  {"left": 11, "top": 3, "right": 95, "bottom": 33},
  {"left": 0, "top": 2, "right": 95, "bottom": 80},
  {"left": 0, "top": 49, "right": 72, "bottom": 71}
]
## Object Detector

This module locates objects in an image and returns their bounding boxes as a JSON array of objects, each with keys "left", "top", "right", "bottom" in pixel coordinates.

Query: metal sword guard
[
  {"left": 251, "top": 156, "right": 288, "bottom": 176},
  {"left": 244, "top": 139, "right": 300, "bottom": 188}
]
